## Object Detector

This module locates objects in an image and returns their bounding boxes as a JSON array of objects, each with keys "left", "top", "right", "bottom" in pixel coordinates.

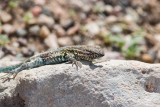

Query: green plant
[
  {"left": 23, "top": 12, "right": 33, "bottom": 23},
  {"left": 93, "top": 5, "right": 103, "bottom": 13},
  {"left": 123, "top": 36, "right": 143, "bottom": 59},
  {"left": 106, "top": 34, "right": 125, "bottom": 49},
  {"left": 0, "top": 34, "right": 9, "bottom": 45},
  {"left": 80, "top": 25, "right": 86, "bottom": 33},
  {"left": 69, "top": 9, "right": 76, "bottom": 17},
  {"left": 9, "top": 1, "right": 19, "bottom": 8}
]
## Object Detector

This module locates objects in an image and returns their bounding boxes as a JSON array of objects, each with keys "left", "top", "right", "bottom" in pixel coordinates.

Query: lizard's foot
[
  {"left": 72, "top": 61, "right": 82, "bottom": 70},
  {"left": 0, "top": 73, "right": 17, "bottom": 82}
]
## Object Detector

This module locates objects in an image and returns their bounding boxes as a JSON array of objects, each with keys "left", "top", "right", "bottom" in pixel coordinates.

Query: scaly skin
[{"left": 0, "top": 45, "right": 104, "bottom": 79}]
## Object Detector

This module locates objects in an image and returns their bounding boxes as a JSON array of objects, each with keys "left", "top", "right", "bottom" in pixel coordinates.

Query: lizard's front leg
[{"left": 65, "top": 54, "right": 82, "bottom": 70}]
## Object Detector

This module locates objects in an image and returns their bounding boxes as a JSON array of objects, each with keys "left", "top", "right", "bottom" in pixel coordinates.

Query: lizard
[{"left": 0, "top": 45, "right": 104, "bottom": 80}]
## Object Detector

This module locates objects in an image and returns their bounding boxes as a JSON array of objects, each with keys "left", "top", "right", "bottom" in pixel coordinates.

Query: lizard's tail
[{"left": 0, "top": 63, "right": 22, "bottom": 73}]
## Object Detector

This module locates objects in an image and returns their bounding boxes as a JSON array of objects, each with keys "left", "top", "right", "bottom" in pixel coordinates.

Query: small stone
[
  {"left": 52, "top": 6, "right": 64, "bottom": 16},
  {"left": 72, "top": 35, "right": 81, "bottom": 44},
  {"left": 29, "top": 25, "right": 40, "bottom": 36},
  {"left": 0, "top": 11, "right": 12, "bottom": 23},
  {"left": 44, "top": 34, "right": 59, "bottom": 49},
  {"left": 0, "top": 50, "right": 4, "bottom": 59},
  {"left": 104, "top": 5, "right": 113, "bottom": 14},
  {"left": 105, "top": 15, "right": 117, "bottom": 23},
  {"left": 34, "top": 0, "right": 46, "bottom": 5},
  {"left": 42, "top": 6, "right": 52, "bottom": 16},
  {"left": 12, "top": 42, "right": 19, "bottom": 48},
  {"left": 16, "top": 28, "right": 27, "bottom": 37},
  {"left": 39, "top": 26, "right": 50, "bottom": 38},
  {"left": 18, "top": 38, "right": 27, "bottom": 46},
  {"left": 32, "top": 6, "right": 42, "bottom": 16},
  {"left": 2, "top": 24, "right": 16, "bottom": 34},
  {"left": 67, "top": 25, "right": 79, "bottom": 36},
  {"left": 85, "top": 22, "right": 100, "bottom": 35},
  {"left": 38, "top": 14, "right": 54, "bottom": 27},
  {"left": 141, "top": 54, "right": 153, "bottom": 63},
  {"left": 54, "top": 25, "right": 66, "bottom": 37},
  {"left": 58, "top": 37, "right": 73, "bottom": 46},
  {"left": 21, "top": 47, "right": 29, "bottom": 57},
  {"left": 2, "top": 45, "right": 16, "bottom": 55},
  {"left": 21, "top": 47, "right": 34, "bottom": 57},
  {"left": 61, "top": 19, "right": 75, "bottom": 30},
  {"left": 110, "top": 25, "right": 122, "bottom": 33}
]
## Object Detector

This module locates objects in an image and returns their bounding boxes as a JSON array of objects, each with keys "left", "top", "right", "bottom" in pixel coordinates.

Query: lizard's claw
[
  {"left": 72, "top": 61, "right": 82, "bottom": 70},
  {"left": 0, "top": 73, "right": 17, "bottom": 82}
]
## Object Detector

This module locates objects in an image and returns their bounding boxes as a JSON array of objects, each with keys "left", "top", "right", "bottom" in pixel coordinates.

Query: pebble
[
  {"left": 2, "top": 45, "right": 16, "bottom": 55},
  {"left": 29, "top": 25, "right": 40, "bottom": 36},
  {"left": 58, "top": 37, "right": 73, "bottom": 46},
  {"left": 2, "top": 24, "right": 16, "bottom": 34},
  {"left": 18, "top": 38, "right": 27, "bottom": 46},
  {"left": 105, "top": 15, "right": 117, "bottom": 23},
  {"left": 85, "top": 22, "right": 100, "bottom": 35},
  {"left": 44, "top": 34, "right": 59, "bottom": 49},
  {"left": 72, "top": 35, "right": 81, "bottom": 44},
  {"left": 34, "top": 0, "right": 46, "bottom": 5},
  {"left": 0, "top": 50, "right": 4, "bottom": 59},
  {"left": 12, "top": 41, "right": 19, "bottom": 48},
  {"left": 0, "top": 11, "right": 12, "bottom": 23},
  {"left": 16, "top": 28, "right": 27, "bottom": 37},
  {"left": 21, "top": 47, "right": 30, "bottom": 57},
  {"left": 67, "top": 25, "right": 79, "bottom": 36},
  {"left": 54, "top": 25, "right": 66, "bottom": 37},
  {"left": 141, "top": 54, "right": 153, "bottom": 63},
  {"left": 38, "top": 14, "right": 54, "bottom": 27},
  {"left": 110, "top": 25, "right": 122, "bottom": 33},
  {"left": 39, "top": 26, "right": 50, "bottom": 38},
  {"left": 61, "top": 19, "right": 75, "bottom": 30},
  {"left": 32, "top": 6, "right": 42, "bottom": 16},
  {"left": 104, "top": 5, "right": 113, "bottom": 14}
]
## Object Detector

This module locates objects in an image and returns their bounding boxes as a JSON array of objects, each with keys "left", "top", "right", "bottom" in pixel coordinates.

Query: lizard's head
[
  {"left": 63, "top": 45, "right": 104, "bottom": 61},
  {"left": 85, "top": 45, "right": 104, "bottom": 59}
]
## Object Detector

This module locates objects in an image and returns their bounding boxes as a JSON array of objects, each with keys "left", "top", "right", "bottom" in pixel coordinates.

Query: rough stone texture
[{"left": 0, "top": 60, "right": 160, "bottom": 107}]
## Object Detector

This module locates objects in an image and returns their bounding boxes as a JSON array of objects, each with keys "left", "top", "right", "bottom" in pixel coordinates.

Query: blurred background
[{"left": 0, "top": 0, "right": 160, "bottom": 63}]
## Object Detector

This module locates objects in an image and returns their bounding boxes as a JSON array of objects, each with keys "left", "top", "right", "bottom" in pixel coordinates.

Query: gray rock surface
[{"left": 0, "top": 60, "right": 160, "bottom": 107}]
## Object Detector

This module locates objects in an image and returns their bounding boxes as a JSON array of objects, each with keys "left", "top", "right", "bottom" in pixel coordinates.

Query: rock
[
  {"left": 2, "top": 45, "right": 16, "bottom": 55},
  {"left": 39, "top": 26, "right": 50, "bottom": 38},
  {"left": 0, "top": 50, "right": 4, "bottom": 59},
  {"left": 0, "top": 60, "right": 160, "bottom": 107},
  {"left": 44, "top": 34, "right": 59, "bottom": 49},
  {"left": 141, "top": 54, "right": 153, "bottom": 63},
  {"left": 54, "top": 25, "right": 66, "bottom": 37},
  {"left": 61, "top": 19, "right": 75, "bottom": 30},
  {"left": 2, "top": 24, "right": 16, "bottom": 34},
  {"left": 110, "top": 25, "right": 122, "bottom": 33},
  {"left": 103, "top": 49, "right": 124, "bottom": 60},
  {"left": 72, "top": 35, "right": 82, "bottom": 44},
  {"left": 34, "top": 0, "right": 46, "bottom": 5},
  {"left": 29, "top": 25, "right": 40, "bottom": 36},
  {"left": 85, "top": 22, "right": 100, "bottom": 35},
  {"left": 0, "top": 11, "right": 12, "bottom": 23},
  {"left": 16, "top": 28, "right": 27, "bottom": 37},
  {"left": 18, "top": 38, "right": 27, "bottom": 46},
  {"left": 58, "top": 37, "right": 73, "bottom": 46},
  {"left": 21, "top": 47, "right": 34, "bottom": 57},
  {"left": 31, "top": 6, "right": 42, "bottom": 16},
  {"left": 105, "top": 15, "right": 117, "bottom": 23},
  {"left": 67, "top": 25, "right": 79, "bottom": 36},
  {"left": 38, "top": 14, "right": 54, "bottom": 27},
  {"left": 104, "top": 5, "right": 113, "bottom": 14}
]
